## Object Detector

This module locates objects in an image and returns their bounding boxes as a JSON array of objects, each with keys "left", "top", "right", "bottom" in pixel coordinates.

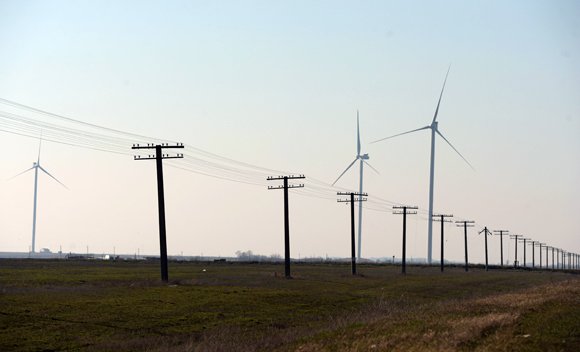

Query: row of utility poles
[
  {"left": 267, "top": 177, "right": 579, "bottom": 279},
  {"left": 132, "top": 147, "right": 579, "bottom": 282}
]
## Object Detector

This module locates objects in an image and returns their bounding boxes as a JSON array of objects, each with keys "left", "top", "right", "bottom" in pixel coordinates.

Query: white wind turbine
[
  {"left": 372, "top": 67, "right": 473, "bottom": 264},
  {"left": 332, "top": 111, "right": 379, "bottom": 259},
  {"left": 12, "top": 140, "right": 67, "bottom": 253}
]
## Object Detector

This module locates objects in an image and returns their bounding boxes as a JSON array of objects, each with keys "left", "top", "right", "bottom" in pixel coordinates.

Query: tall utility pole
[
  {"left": 510, "top": 234, "right": 522, "bottom": 268},
  {"left": 337, "top": 191, "right": 367, "bottom": 275},
  {"left": 433, "top": 214, "right": 453, "bottom": 272},
  {"left": 493, "top": 230, "right": 509, "bottom": 267},
  {"left": 132, "top": 143, "right": 184, "bottom": 282},
  {"left": 393, "top": 205, "right": 418, "bottom": 275},
  {"left": 479, "top": 227, "right": 492, "bottom": 271},
  {"left": 536, "top": 241, "right": 548, "bottom": 269},
  {"left": 530, "top": 240, "right": 537, "bottom": 269},
  {"left": 519, "top": 238, "right": 529, "bottom": 268},
  {"left": 551, "top": 246, "right": 555, "bottom": 270},
  {"left": 563, "top": 250, "right": 567, "bottom": 270},
  {"left": 267, "top": 175, "right": 305, "bottom": 278},
  {"left": 456, "top": 220, "right": 475, "bottom": 272}
]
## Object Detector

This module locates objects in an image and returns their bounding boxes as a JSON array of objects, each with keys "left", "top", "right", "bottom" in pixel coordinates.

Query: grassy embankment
[{"left": 0, "top": 260, "right": 578, "bottom": 351}]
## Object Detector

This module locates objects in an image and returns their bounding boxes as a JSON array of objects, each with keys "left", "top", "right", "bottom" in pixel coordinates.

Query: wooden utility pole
[
  {"left": 479, "top": 227, "right": 492, "bottom": 271},
  {"left": 267, "top": 175, "right": 305, "bottom": 278},
  {"left": 493, "top": 230, "right": 509, "bottom": 267},
  {"left": 510, "top": 234, "right": 523, "bottom": 268},
  {"left": 456, "top": 221, "right": 475, "bottom": 272},
  {"left": 132, "top": 143, "right": 184, "bottom": 282},
  {"left": 433, "top": 214, "right": 453, "bottom": 272},
  {"left": 337, "top": 192, "right": 367, "bottom": 275},
  {"left": 393, "top": 206, "right": 418, "bottom": 274}
]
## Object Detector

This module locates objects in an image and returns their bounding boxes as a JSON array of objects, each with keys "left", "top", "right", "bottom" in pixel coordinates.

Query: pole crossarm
[
  {"left": 134, "top": 154, "right": 184, "bottom": 160},
  {"left": 132, "top": 143, "right": 184, "bottom": 149},
  {"left": 393, "top": 205, "right": 418, "bottom": 215},
  {"left": 267, "top": 175, "right": 305, "bottom": 181},
  {"left": 268, "top": 184, "right": 304, "bottom": 190},
  {"left": 337, "top": 198, "right": 367, "bottom": 203},
  {"left": 337, "top": 191, "right": 367, "bottom": 197},
  {"left": 432, "top": 214, "right": 454, "bottom": 223},
  {"left": 478, "top": 227, "right": 492, "bottom": 235},
  {"left": 455, "top": 220, "right": 475, "bottom": 227}
]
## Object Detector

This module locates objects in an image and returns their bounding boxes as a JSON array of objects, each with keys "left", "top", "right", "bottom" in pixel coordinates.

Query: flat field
[{"left": 0, "top": 260, "right": 579, "bottom": 351}]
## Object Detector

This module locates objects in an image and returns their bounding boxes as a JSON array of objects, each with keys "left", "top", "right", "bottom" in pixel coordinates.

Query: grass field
[{"left": 0, "top": 260, "right": 579, "bottom": 351}]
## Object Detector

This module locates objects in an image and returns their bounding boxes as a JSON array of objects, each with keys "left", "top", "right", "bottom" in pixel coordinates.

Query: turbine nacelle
[
  {"left": 430, "top": 121, "right": 438, "bottom": 130},
  {"left": 359, "top": 153, "right": 369, "bottom": 160}
]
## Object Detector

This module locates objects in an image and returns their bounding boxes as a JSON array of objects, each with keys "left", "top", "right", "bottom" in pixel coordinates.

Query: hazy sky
[{"left": 0, "top": 0, "right": 579, "bottom": 264}]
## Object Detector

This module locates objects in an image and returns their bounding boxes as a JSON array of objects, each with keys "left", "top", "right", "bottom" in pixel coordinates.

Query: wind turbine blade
[
  {"left": 363, "top": 160, "right": 380, "bottom": 175},
  {"left": 371, "top": 125, "right": 430, "bottom": 144},
  {"left": 8, "top": 166, "right": 35, "bottom": 180},
  {"left": 356, "top": 110, "right": 361, "bottom": 156},
  {"left": 432, "top": 65, "right": 451, "bottom": 124},
  {"left": 38, "top": 165, "right": 68, "bottom": 189},
  {"left": 332, "top": 157, "right": 358, "bottom": 186},
  {"left": 435, "top": 129, "right": 475, "bottom": 170}
]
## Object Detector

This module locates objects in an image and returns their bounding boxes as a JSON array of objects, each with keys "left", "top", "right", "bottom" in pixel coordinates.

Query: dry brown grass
[{"left": 291, "top": 279, "right": 580, "bottom": 352}]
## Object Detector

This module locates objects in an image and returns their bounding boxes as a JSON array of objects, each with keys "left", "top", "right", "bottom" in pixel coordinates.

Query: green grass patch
[{"left": 0, "top": 259, "right": 578, "bottom": 351}]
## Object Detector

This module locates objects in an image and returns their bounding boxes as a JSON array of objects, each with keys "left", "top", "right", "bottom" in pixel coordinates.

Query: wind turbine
[
  {"left": 332, "top": 111, "right": 378, "bottom": 259},
  {"left": 12, "top": 140, "right": 67, "bottom": 253},
  {"left": 372, "top": 67, "right": 473, "bottom": 264}
]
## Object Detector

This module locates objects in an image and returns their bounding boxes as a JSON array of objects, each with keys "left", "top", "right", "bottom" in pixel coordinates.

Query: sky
[{"left": 0, "top": 0, "right": 579, "bottom": 264}]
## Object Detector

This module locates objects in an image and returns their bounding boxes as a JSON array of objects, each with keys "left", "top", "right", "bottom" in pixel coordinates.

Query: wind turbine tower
[
  {"left": 372, "top": 67, "right": 473, "bottom": 264},
  {"left": 332, "top": 111, "right": 378, "bottom": 259},
  {"left": 13, "top": 141, "right": 67, "bottom": 253}
]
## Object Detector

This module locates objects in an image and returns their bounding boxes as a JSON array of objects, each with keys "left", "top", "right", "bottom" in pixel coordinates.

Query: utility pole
[
  {"left": 519, "top": 237, "right": 529, "bottom": 268},
  {"left": 493, "top": 230, "right": 509, "bottom": 267},
  {"left": 510, "top": 234, "right": 522, "bottom": 268},
  {"left": 530, "top": 240, "right": 537, "bottom": 269},
  {"left": 536, "top": 242, "right": 545, "bottom": 269},
  {"left": 337, "top": 191, "right": 367, "bottom": 275},
  {"left": 551, "top": 246, "right": 555, "bottom": 270},
  {"left": 433, "top": 214, "right": 453, "bottom": 272},
  {"left": 479, "top": 227, "right": 492, "bottom": 271},
  {"left": 393, "top": 205, "right": 418, "bottom": 275},
  {"left": 267, "top": 175, "right": 305, "bottom": 278},
  {"left": 456, "top": 220, "right": 475, "bottom": 272},
  {"left": 563, "top": 250, "right": 567, "bottom": 270},
  {"left": 132, "top": 142, "right": 184, "bottom": 282}
]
